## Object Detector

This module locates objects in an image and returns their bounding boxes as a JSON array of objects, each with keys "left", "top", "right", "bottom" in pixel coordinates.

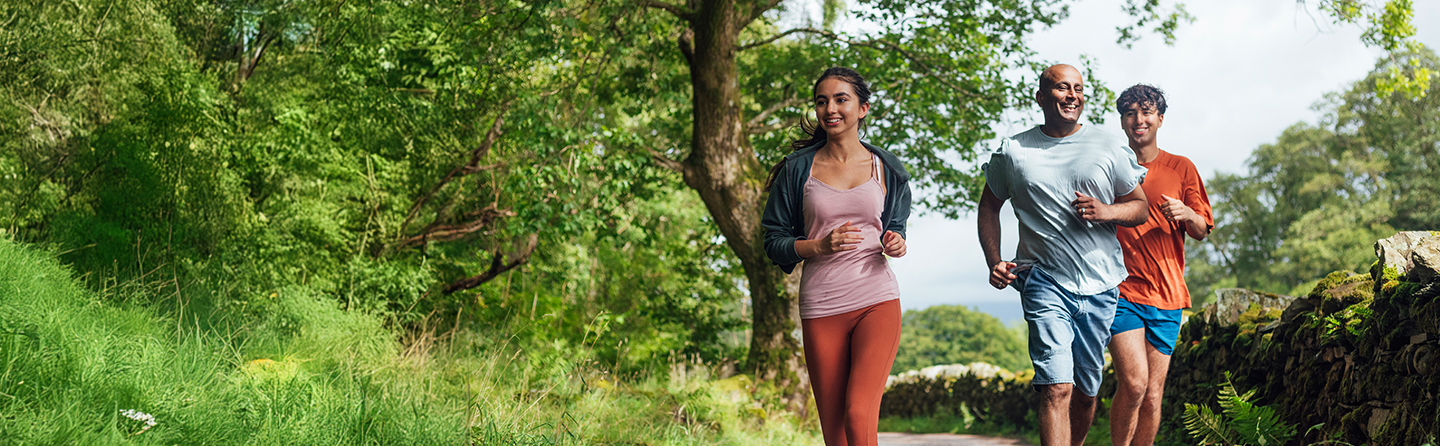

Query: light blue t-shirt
[{"left": 982, "top": 125, "right": 1147, "bottom": 296}]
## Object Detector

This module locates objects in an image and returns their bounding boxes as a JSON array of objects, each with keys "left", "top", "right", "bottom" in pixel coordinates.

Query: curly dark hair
[
  {"left": 764, "top": 67, "right": 873, "bottom": 190},
  {"left": 1116, "top": 84, "right": 1167, "bottom": 115}
]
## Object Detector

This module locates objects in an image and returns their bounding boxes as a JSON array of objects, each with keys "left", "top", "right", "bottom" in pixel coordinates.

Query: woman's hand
[
  {"left": 818, "top": 221, "right": 863, "bottom": 255},
  {"left": 882, "top": 230, "right": 906, "bottom": 257}
]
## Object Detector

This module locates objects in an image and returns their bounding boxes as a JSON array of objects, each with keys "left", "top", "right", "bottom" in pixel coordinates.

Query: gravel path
[{"left": 877, "top": 432, "right": 1030, "bottom": 446}]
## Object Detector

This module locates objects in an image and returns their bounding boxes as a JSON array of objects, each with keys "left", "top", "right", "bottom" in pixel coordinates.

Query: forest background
[{"left": 0, "top": 0, "right": 1434, "bottom": 444}]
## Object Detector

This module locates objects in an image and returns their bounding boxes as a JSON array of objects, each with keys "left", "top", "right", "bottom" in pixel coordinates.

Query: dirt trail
[{"left": 877, "top": 432, "right": 1030, "bottom": 446}]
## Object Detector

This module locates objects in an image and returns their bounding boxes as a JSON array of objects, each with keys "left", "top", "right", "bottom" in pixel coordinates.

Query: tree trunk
[{"left": 678, "top": 0, "right": 808, "bottom": 409}]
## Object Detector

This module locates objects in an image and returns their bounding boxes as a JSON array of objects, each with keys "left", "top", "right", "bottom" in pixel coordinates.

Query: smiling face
[
  {"left": 1119, "top": 101, "right": 1164, "bottom": 149},
  {"left": 1036, "top": 65, "right": 1085, "bottom": 127},
  {"left": 814, "top": 77, "right": 869, "bottom": 139}
]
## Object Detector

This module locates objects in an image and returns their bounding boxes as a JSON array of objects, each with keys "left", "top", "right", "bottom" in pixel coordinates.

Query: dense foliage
[
  {"left": 0, "top": 0, "right": 1429, "bottom": 441},
  {"left": 892, "top": 305, "right": 1029, "bottom": 374},
  {"left": 1186, "top": 49, "right": 1440, "bottom": 301},
  {"left": 0, "top": 0, "right": 758, "bottom": 374}
]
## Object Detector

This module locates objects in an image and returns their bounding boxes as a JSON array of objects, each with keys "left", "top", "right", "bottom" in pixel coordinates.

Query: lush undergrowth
[{"left": 0, "top": 239, "right": 819, "bottom": 445}]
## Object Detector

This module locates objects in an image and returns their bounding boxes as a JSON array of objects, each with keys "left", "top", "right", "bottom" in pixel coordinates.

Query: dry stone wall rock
[
  {"left": 1375, "top": 231, "right": 1440, "bottom": 278},
  {"left": 1149, "top": 231, "right": 1440, "bottom": 446}
]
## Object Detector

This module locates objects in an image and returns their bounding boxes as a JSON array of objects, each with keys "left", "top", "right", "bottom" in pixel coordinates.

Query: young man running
[
  {"left": 978, "top": 64, "right": 1150, "bottom": 446},
  {"left": 1108, "top": 84, "right": 1213, "bottom": 446}
]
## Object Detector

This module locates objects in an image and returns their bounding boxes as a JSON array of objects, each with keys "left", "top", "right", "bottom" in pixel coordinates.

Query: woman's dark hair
[
  {"left": 764, "top": 67, "right": 873, "bottom": 190},
  {"left": 1116, "top": 84, "right": 1167, "bottom": 115}
]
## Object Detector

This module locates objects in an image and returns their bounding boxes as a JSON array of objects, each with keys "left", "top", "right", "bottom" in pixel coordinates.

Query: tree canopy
[
  {"left": 1186, "top": 49, "right": 1440, "bottom": 299},
  {"left": 893, "top": 305, "right": 1029, "bottom": 374},
  {"left": 0, "top": 0, "right": 1429, "bottom": 401}
]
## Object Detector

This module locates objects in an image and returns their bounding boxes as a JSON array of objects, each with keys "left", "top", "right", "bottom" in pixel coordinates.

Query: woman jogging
[{"left": 761, "top": 67, "right": 912, "bottom": 446}]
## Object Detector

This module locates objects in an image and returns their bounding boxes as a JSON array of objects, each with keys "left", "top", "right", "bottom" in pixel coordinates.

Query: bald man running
[{"left": 978, "top": 64, "right": 1150, "bottom": 446}]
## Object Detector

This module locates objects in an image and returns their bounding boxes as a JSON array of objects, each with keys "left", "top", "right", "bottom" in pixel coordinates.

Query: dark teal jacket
[{"left": 761, "top": 141, "right": 912, "bottom": 274}]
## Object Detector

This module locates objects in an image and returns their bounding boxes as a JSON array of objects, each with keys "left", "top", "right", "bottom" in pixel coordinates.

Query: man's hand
[
  {"left": 1072, "top": 189, "right": 1149, "bottom": 227},
  {"left": 990, "top": 261, "right": 1019, "bottom": 290},
  {"left": 882, "top": 230, "right": 907, "bottom": 257},
  {"left": 1072, "top": 191, "right": 1112, "bottom": 222},
  {"left": 1158, "top": 194, "right": 1196, "bottom": 224},
  {"left": 1160, "top": 193, "right": 1210, "bottom": 239}
]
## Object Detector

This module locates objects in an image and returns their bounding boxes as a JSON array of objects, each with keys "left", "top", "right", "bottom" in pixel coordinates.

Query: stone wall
[
  {"left": 881, "top": 232, "right": 1440, "bottom": 445},
  {"left": 879, "top": 362, "right": 1038, "bottom": 427},
  {"left": 1148, "top": 231, "right": 1440, "bottom": 445}
]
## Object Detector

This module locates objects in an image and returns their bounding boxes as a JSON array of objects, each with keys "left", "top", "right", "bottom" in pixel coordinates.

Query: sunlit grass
[{"left": 0, "top": 239, "right": 820, "bottom": 445}]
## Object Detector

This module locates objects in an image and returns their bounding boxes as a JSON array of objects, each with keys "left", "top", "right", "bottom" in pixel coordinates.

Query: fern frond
[{"left": 1184, "top": 403, "right": 1235, "bottom": 445}]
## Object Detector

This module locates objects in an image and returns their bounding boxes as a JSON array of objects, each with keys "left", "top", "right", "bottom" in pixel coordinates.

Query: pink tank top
[{"left": 799, "top": 154, "right": 901, "bottom": 319}]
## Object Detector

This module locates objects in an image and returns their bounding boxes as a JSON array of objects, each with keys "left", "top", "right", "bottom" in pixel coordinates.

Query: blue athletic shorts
[
  {"left": 1012, "top": 266, "right": 1118, "bottom": 397},
  {"left": 1110, "top": 296, "right": 1183, "bottom": 355}
]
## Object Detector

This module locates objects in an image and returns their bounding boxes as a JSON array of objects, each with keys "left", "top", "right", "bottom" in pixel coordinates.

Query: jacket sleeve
[
  {"left": 762, "top": 165, "right": 805, "bottom": 274},
  {"left": 885, "top": 176, "right": 912, "bottom": 239}
]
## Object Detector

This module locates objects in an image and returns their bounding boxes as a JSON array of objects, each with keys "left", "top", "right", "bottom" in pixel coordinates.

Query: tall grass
[{"left": 0, "top": 239, "right": 819, "bottom": 445}]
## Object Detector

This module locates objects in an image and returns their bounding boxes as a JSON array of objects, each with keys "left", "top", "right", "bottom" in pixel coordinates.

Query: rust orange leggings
[{"left": 802, "top": 299, "right": 902, "bottom": 446}]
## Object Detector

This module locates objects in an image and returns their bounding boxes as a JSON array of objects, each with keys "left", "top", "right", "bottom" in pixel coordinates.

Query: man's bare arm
[
  {"left": 979, "top": 185, "right": 1017, "bottom": 289},
  {"left": 1074, "top": 187, "right": 1149, "bottom": 227},
  {"left": 1109, "top": 186, "right": 1149, "bottom": 227}
]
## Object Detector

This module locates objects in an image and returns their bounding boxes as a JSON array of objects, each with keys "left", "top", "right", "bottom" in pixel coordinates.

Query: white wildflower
[{"left": 120, "top": 409, "right": 157, "bottom": 436}]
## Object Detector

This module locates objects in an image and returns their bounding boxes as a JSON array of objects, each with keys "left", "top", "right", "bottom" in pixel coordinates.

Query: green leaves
[
  {"left": 743, "top": 0, "right": 1072, "bottom": 216},
  {"left": 1116, "top": 0, "right": 1195, "bottom": 48},
  {"left": 1183, "top": 373, "right": 1296, "bottom": 446},
  {"left": 892, "top": 305, "right": 1029, "bottom": 373},
  {"left": 1183, "top": 402, "right": 1235, "bottom": 446},
  {"left": 1188, "top": 50, "right": 1440, "bottom": 297}
]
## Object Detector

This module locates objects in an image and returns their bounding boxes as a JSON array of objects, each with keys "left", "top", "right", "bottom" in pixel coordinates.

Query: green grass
[{"left": 0, "top": 239, "right": 820, "bottom": 445}]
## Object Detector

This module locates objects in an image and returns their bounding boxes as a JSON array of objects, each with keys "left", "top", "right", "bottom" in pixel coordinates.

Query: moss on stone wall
[{"left": 1150, "top": 236, "right": 1440, "bottom": 446}]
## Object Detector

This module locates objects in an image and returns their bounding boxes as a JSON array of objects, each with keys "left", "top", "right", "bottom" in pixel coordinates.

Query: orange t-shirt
[{"left": 1116, "top": 150, "right": 1214, "bottom": 310}]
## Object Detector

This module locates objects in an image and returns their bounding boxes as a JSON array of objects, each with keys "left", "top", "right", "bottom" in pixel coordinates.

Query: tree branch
[
  {"left": 739, "top": 28, "right": 811, "bottom": 51},
  {"left": 677, "top": 27, "right": 695, "bottom": 66},
  {"left": 401, "top": 107, "right": 508, "bottom": 234},
  {"left": 235, "top": 23, "right": 278, "bottom": 93},
  {"left": 638, "top": 0, "right": 695, "bottom": 21},
  {"left": 747, "top": 96, "right": 803, "bottom": 129},
  {"left": 443, "top": 233, "right": 539, "bottom": 294},
  {"left": 644, "top": 145, "right": 686, "bottom": 173},
  {"left": 396, "top": 205, "right": 514, "bottom": 251},
  {"left": 748, "top": 118, "right": 801, "bottom": 136},
  {"left": 739, "top": 28, "right": 981, "bottom": 99},
  {"left": 743, "top": 0, "right": 786, "bottom": 27}
]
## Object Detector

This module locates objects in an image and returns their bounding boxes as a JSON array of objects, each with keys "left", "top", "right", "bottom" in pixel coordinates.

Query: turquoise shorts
[
  {"left": 1013, "top": 266, "right": 1118, "bottom": 397},
  {"left": 1110, "top": 296, "right": 1183, "bottom": 355}
]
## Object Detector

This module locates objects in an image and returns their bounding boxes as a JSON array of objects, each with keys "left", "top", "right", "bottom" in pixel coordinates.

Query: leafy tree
[
  {"left": 600, "top": 0, "right": 1077, "bottom": 402},
  {"left": 0, "top": 0, "right": 758, "bottom": 377},
  {"left": 599, "top": 0, "right": 1431, "bottom": 394},
  {"left": 891, "top": 305, "right": 1029, "bottom": 374},
  {"left": 1187, "top": 50, "right": 1439, "bottom": 299},
  {"left": 3, "top": 0, "right": 1427, "bottom": 406}
]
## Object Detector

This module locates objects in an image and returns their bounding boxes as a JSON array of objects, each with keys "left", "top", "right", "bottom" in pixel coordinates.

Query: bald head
[
  {"left": 1035, "top": 64, "right": 1086, "bottom": 135},
  {"left": 1038, "top": 64, "right": 1082, "bottom": 92}
]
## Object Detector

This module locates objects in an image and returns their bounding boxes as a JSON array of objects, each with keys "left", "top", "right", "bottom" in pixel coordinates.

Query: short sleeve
[
  {"left": 981, "top": 144, "right": 1012, "bottom": 201},
  {"left": 1112, "top": 144, "right": 1147, "bottom": 197},
  {"left": 1180, "top": 158, "right": 1214, "bottom": 229}
]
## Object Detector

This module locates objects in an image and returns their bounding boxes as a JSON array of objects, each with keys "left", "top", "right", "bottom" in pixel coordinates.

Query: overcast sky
[{"left": 871, "top": 0, "right": 1440, "bottom": 323}]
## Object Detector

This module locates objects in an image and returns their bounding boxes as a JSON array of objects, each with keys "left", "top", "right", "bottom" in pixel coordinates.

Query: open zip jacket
[{"left": 761, "top": 141, "right": 913, "bottom": 274}]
